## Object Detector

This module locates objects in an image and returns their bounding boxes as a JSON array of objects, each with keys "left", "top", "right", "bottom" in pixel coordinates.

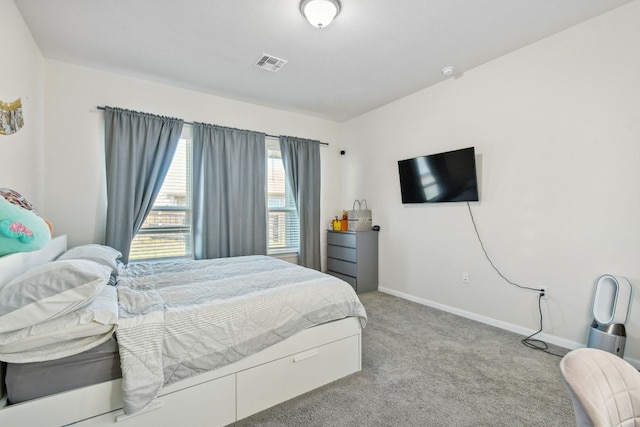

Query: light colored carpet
[{"left": 236, "top": 291, "right": 575, "bottom": 426}]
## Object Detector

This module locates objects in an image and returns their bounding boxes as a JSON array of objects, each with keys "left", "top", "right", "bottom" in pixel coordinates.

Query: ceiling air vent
[{"left": 255, "top": 54, "right": 287, "bottom": 72}]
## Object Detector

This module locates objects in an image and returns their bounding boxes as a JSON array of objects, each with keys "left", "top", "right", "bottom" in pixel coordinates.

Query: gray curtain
[
  {"left": 192, "top": 123, "right": 266, "bottom": 259},
  {"left": 279, "top": 136, "right": 321, "bottom": 270},
  {"left": 104, "top": 107, "right": 184, "bottom": 263}
]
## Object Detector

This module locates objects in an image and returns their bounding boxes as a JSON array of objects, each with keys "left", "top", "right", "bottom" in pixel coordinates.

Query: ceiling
[{"left": 14, "top": 0, "right": 633, "bottom": 122}]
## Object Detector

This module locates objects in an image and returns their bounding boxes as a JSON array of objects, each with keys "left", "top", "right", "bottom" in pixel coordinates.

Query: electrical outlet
[
  {"left": 540, "top": 287, "right": 549, "bottom": 299},
  {"left": 462, "top": 272, "right": 469, "bottom": 283}
]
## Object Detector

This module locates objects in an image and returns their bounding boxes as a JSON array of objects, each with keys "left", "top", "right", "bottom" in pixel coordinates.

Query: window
[
  {"left": 129, "top": 131, "right": 295, "bottom": 260},
  {"left": 129, "top": 126, "right": 193, "bottom": 261},
  {"left": 267, "top": 139, "right": 300, "bottom": 254}
]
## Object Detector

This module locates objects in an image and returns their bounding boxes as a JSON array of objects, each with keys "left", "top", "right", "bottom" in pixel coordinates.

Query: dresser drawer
[
  {"left": 327, "top": 244, "right": 357, "bottom": 262},
  {"left": 327, "top": 258, "right": 357, "bottom": 277},
  {"left": 326, "top": 270, "right": 357, "bottom": 289},
  {"left": 327, "top": 232, "right": 356, "bottom": 248}
]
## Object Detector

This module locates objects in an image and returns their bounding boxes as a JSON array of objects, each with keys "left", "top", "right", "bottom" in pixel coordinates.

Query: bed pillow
[
  {"left": 0, "top": 195, "right": 51, "bottom": 256},
  {"left": 57, "top": 244, "right": 122, "bottom": 275},
  {"left": 0, "top": 259, "right": 112, "bottom": 333},
  {"left": 0, "top": 285, "right": 119, "bottom": 362}
]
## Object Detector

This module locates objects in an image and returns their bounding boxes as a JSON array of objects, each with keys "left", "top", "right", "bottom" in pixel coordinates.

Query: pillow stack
[
  {"left": 0, "top": 259, "right": 112, "bottom": 333},
  {"left": 0, "top": 244, "right": 123, "bottom": 362}
]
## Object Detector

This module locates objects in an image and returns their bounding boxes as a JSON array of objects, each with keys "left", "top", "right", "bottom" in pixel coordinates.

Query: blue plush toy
[{"left": 0, "top": 193, "right": 51, "bottom": 257}]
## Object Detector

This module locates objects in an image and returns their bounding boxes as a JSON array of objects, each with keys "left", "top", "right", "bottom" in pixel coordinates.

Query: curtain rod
[{"left": 97, "top": 106, "right": 329, "bottom": 146}]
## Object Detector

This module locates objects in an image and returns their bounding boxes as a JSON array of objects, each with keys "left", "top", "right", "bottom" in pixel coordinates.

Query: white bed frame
[{"left": 0, "top": 236, "right": 363, "bottom": 426}]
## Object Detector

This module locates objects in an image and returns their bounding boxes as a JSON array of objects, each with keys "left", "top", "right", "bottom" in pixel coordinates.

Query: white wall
[
  {"left": 0, "top": 0, "right": 45, "bottom": 206},
  {"left": 342, "top": 2, "right": 640, "bottom": 362},
  {"left": 43, "top": 61, "right": 343, "bottom": 268}
]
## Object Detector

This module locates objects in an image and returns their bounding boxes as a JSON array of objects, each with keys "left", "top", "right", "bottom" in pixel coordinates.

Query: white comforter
[{"left": 116, "top": 255, "right": 367, "bottom": 415}]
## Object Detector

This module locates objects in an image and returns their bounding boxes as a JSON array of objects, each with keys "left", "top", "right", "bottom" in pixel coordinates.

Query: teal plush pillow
[{"left": 0, "top": 196, "right": 51, "bottom": 256}]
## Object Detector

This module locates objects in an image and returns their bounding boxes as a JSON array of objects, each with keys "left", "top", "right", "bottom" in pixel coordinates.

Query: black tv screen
[{"left": 397, "top": 147, "right": 479, "bottom": 203}]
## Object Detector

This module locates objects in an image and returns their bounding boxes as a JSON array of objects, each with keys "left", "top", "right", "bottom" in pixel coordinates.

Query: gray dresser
[{"left": 326, "top": 230, "right": 378, "bottom": 293}]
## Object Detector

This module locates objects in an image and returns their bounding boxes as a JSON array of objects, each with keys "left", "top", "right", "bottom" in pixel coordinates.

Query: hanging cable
[
  {"left": 520, "top": 293, "right": 565, "bottom": 357},
  {"left": 466, "top": 202, "right": 562, "bottom": 357}
]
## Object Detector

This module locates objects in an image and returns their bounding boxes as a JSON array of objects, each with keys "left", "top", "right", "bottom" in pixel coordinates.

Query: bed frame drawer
[
  {"left": 236, "top": 334, "right": 360, "bottom": 420},
  {"left": 73, "top": 374, "right": 235, "bottom": 427}
]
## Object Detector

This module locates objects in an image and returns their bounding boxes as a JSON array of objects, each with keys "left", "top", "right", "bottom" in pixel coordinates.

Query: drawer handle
[
  {"left": 293, "top": 349, "right": 320, "bottom": 363},
  {"left": 116, "top": 400, "right": 163, "bottom": 422}
]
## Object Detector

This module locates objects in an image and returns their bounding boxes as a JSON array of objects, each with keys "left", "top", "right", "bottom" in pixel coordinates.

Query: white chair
[{"left": 560, "top": 348, "right": 640, "bottom": 427}]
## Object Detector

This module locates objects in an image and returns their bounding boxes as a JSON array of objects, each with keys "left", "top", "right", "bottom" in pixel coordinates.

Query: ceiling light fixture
[{"left": 300, "top": 0, "right": 340, "bottom": 29}]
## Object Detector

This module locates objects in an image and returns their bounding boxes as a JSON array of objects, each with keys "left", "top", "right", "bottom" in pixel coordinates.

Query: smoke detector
[{"left": 441, "top": 66, "right": 456, "bottom": 77}]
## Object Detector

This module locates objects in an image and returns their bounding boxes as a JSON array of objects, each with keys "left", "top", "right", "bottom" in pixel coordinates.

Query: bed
[{"left": 0, "top": 236, "right": 367, "bottom": 426}]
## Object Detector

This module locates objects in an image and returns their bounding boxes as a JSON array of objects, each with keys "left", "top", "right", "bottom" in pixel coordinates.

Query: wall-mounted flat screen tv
[{"left": 397, "top": 147, "right": 479, "bottom": 203}]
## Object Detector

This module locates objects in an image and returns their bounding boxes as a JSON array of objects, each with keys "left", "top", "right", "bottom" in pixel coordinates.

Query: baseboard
[{"left": 377, "top": 287, "right": 640, "bottom": 369}]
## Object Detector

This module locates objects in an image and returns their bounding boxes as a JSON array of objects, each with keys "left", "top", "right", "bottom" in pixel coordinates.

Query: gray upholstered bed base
[{"left": 4, "top": 336, "right": 121, "bottom": 404}]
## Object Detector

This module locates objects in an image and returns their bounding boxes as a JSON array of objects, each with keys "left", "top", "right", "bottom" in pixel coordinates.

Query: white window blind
[
  {"left": 129, "top": 126, "right": 193, "bottom": 261},
  {"left": 267, "top": 139, "right": 300, "bottom": 254}
]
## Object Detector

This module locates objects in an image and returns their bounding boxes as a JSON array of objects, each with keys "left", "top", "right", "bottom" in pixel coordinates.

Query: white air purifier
[{"left": 587, "top": 274, "right": 632, "bottom": 357}]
